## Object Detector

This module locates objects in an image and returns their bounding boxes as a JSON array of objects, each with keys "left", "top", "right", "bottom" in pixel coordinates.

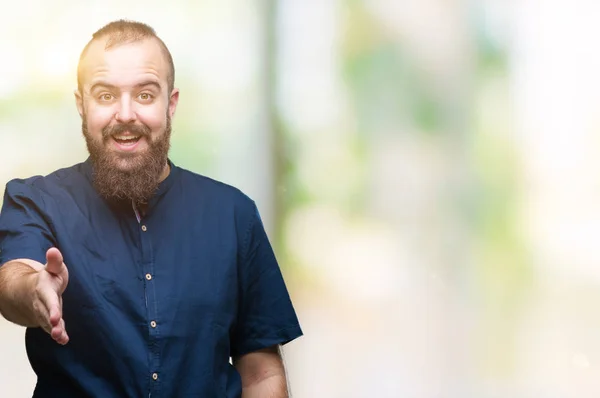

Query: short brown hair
[{"left": 77, "top": 19, "right": 175, "bottom": 94}]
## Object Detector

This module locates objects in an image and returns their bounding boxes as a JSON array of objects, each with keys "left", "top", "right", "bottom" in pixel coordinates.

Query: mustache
[{"left": 102, "top": 123, "right": 151, "bottom": 139}]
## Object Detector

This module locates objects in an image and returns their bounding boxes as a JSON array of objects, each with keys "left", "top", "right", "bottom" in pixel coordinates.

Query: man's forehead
[{"left": 80, "top": 38, "right": 168, "bottom": 86}]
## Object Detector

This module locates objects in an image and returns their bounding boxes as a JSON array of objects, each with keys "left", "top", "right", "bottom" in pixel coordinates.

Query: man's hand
[{"left": 31, "top": 248, "right": 70, "bottom": 345}]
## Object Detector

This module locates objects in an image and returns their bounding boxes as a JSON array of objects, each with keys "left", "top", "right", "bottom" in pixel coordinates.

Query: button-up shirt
[{"left": 0, "top": 159, "right": 303, "bottom": 397}]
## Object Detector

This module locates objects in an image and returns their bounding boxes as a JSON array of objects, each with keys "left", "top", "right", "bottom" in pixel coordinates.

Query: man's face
[{"left": 76, "top": 38, "right": 179, "bottom": 203}]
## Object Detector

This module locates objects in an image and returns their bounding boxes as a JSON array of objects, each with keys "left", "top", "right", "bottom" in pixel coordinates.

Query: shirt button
[
  {"left": 145, "top": 273, "right": 152, "bottom": 281},
  {"left": 152, "top": 373, "right": 158, "bottom": 381},
  {"left": 141, "top": 225, "right": 147, "bottom": 232},
  {"left": 150, "top": 320, "right": 157, "bottom": 328}
]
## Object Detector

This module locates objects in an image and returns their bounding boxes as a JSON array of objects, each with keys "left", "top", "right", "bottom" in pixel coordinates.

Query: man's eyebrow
[
  {"left": 134, "top": 81, "right": 162, "bottom": 91},
  {"left": 89, "top": 82, "right": 116, "bottom": 92},
  {"left": 89, "top": 81, "right": 162, "bottom": 93}
]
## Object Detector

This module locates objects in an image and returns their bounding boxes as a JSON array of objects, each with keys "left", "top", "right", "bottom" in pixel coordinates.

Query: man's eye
[
  {"left": 139, "top": 93, "right": 153, "bottom": 101},
  {"left": 100, "top": 94, "right": 113, "bottom": 101}
]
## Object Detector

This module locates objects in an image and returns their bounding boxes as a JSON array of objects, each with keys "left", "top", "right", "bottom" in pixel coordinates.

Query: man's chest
[{"left": 54, "top": 204, "right": 241, "bottom": 333}]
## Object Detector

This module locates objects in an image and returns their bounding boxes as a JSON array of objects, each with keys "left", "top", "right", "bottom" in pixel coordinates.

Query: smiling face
[{"left": 76, "top": 37, "right": 179, "bottom": 203}]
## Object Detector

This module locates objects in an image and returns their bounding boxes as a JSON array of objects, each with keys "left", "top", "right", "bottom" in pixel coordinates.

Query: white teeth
[{"left": 114, "top": 135, "right": 140, "bottom": 141}]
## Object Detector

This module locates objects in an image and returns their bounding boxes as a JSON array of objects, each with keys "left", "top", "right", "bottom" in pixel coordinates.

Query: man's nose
[{"left": 115, "top": 97, "right": 137, "bottom": 123}]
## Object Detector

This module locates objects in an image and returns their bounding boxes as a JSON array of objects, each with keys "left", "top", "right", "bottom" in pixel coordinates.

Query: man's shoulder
[
  {"left": 4, "top": 161, "right": 88, "bottom": 197},
  {"left": 176, "top": 167, "right": 255, "bottom": 209}
]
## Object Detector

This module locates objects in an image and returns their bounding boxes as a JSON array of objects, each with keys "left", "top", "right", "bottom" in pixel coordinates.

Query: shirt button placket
[
  {"left": 140, "top": 221, "right": 160, "bottom": 393},
  {"left": 138, "top": 217, "right": 159, "bottom": 393}
]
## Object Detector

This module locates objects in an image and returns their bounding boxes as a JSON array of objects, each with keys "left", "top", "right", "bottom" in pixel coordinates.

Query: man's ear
[
  {"left": 168, "top": 88, "right": 180, "bottom": 118},
  {"left": 74, "top": 89, "right": 84, "bottom": 118}
]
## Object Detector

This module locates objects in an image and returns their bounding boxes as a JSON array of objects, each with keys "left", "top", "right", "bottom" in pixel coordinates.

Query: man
[{"left": 0, "top": 20, "right": 302, "bottom": 397}]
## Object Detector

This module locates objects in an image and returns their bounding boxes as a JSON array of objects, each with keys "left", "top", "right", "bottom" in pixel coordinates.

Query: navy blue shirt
[{"left": 0, "top": 159, "right": 302, "bottom": 397}]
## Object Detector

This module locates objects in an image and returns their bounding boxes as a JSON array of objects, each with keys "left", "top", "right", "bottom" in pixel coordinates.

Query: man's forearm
[
  {"left": 242, "top": 373, "right": 288, "bottom": 398},
  {"left": 0, "top": 261, "right": 38, "bottom": 327},
  {"left": 235, "top": 345, "right": 291, "bottom": 398}
]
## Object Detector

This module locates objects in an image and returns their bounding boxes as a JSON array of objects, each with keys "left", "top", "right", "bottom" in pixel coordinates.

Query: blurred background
[{"left": 2, "top": 0, "right": 600, "bottom": 396}]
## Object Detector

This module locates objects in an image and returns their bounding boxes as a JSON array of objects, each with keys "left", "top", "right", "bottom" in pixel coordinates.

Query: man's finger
[
  {"left": 45, "top": 248, "right": 64, "bottom": 276},
  {"left": 51, "top": 318, "right": 69, "bottom": 345},
  {"left": 33, "top": 300, "right": 52, "bottom": 334},
  {"left": 38, "top": 287, "right": 61, "bottom": 327}
]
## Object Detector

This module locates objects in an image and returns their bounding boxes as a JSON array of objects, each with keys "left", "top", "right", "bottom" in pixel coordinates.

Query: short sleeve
[
  {"left": 230, "top": 203, "right": 303, "bottom": 357},
  {"left": 0, "top": 180, "right": 55, "bottom": 267}
]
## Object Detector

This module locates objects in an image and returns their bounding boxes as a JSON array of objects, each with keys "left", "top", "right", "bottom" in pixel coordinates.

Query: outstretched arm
[{"left": 0, "top": 248, "right": 70, "bottom": 345}]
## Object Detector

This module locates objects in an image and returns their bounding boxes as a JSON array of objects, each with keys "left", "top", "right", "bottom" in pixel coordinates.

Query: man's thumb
[{"left": 45, "top": 247, "right": 65, "bottom": 275}]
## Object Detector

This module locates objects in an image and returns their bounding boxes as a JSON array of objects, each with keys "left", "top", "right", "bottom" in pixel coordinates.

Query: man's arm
[
  {"left": 0, "top": 259, "right": 42, "bottom": 326},
  {"left": 0, "top": 248, "right": 70, "bottom": 344},
  {"left": 233, "top": 345, "right": 290, "bottom": 398}
]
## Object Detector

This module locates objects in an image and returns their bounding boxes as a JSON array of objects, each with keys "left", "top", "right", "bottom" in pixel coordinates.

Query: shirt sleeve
[
  {"left": 230, "top": 203, "right": 303, "bottom": 357},
  {"left": 0, "top": 180, "right": 56, "bottom": 267}
]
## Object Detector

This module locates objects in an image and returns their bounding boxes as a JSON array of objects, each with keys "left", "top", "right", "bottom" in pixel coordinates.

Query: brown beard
[{"left": 82, "top": 113, "right": 171, "bottom": 204}]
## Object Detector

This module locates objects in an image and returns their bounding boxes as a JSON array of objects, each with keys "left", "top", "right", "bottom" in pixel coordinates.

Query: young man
[{"left": 0, "top": 20, "right": 302, "bottom": 397}]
